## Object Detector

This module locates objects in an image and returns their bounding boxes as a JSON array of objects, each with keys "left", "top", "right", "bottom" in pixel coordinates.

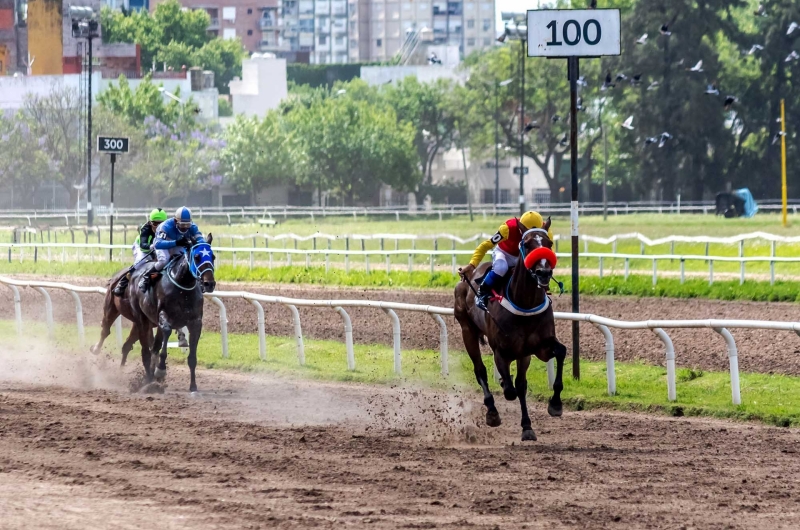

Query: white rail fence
[
  {"left": 3, "top": 275, "right": 800, "bottom": 406},
  {"left": 2, "top": 241, "right": 799, "bottom": 285},
  {"left": 2, "top": 200, "right": 800, "bottom": 225}
]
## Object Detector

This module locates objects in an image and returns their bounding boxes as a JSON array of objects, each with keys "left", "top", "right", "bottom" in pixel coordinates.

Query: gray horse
[{"left": 128, "top": 235, "right": 216, "bottom": 392}]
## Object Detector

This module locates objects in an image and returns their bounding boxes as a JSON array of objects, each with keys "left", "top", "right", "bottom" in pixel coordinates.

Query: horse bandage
[{"left": 524, "top": 247, "right": 557, "bottom": 270}]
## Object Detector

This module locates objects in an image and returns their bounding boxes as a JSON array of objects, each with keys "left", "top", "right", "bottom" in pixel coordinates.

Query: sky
[{"left": 495, "top": 0, "right": 545, "bottom": 32}]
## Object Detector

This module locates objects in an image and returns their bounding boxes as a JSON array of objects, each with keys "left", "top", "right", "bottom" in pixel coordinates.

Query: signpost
[
  {"left": 97, "top": 136, "right": 129, "bottom": 260},
  {"left": 527, "top": 8, "right": 620, "bottom": 379}
]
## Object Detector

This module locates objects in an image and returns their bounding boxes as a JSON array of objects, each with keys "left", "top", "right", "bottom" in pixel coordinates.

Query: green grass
[{"left": 5, "top": 319, "right": 799, "bottom": 428}]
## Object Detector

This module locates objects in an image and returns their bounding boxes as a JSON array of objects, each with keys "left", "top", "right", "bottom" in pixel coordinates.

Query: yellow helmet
[
  {"left": 519, "top": 210, "right": 554, "bottom": 241},
  {"left": 519, "top": 211, "right": 543, "bottom": 230}
]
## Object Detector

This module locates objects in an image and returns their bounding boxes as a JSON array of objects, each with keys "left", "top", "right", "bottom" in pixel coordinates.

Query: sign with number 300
[{"left": 527, "top": 9, "right": 620, "bottom": 57}]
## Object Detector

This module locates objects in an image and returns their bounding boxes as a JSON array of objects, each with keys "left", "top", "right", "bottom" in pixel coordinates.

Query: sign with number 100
[{"left": 527, "top": 9, "right": 620, "bottom": 57}]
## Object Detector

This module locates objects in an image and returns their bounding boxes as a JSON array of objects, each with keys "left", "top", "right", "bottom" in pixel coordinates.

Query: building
[{"left": 228, "top": 53, "right": 288, "bottom": 117}]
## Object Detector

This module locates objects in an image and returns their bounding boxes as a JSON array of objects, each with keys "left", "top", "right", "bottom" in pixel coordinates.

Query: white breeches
[
  {"left": 132, "top": 246, "right": 152, "bottom": 269},
  {"left": 491, "top": 247, "right": 518, "bottom": 277},
  {"left": 155, "top": 246, "right": 185, "bottom": 271}
]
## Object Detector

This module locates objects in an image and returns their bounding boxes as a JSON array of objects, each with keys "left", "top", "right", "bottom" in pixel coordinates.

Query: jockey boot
[
  {"left": 138, "top": 265, "right": 159, "bottom": 293},
  {"left": 112, "top": 266, "right": 135, "bottom": 297},
  {"left": 475, "top": 271, "right": 499, "bottom": 311}
]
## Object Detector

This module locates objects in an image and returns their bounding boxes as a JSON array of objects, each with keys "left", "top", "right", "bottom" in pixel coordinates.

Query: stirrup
[{"left": 475, "top": 294, "right": 490, "bottom": 311}]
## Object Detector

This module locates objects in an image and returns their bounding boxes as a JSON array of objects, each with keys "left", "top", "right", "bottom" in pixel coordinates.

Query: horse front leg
[
  {"left": 515, "top": 355, "right": 536, "bottom": 441},
  {"left": 154, "top": 311, "right": 172, "bottom": 381},
  {"left": 548, "top": 341, "right": 567, "bottom": 417},
  {"left": 138, "top": 324, "right": 154, "bottom": 384},
  {"left": 90, "top": 299, "right": 119, "bottom": 355},
  {"left": 120, "top": 324, "right": 138, "bottom": 367},
  {"left": 186, "top": 320, "right": 202, "bottom": 393},
  {"left": 494, "top": 352, "right": 517, "bottom": 402}
]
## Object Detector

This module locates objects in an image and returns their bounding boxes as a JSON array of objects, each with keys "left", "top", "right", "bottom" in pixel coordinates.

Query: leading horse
[
  {"left": 127, "top": 235, "right": 216, "bottom": 392},
  {"left": 454, "top": 220, "right": 567, "bottom": 441}
]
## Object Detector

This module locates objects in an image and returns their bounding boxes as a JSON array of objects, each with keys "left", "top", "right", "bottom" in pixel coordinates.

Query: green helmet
[{"left": 149, "top": 208, "right": 168, "bottom": 222}]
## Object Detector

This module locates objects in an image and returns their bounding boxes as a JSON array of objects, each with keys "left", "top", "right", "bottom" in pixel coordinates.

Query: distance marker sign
[
  {"left": 97, "top": 136, "right": 129, "bottom": 154},
  {"left": 527, "top": 9, "right": 620, "bottom": 57}
]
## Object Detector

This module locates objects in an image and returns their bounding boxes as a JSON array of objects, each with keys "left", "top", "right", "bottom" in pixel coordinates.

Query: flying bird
[
  {"left": 687, "top": 60, "right": 703, "bottom": 72},
  {"left": 620, "top": 116, "right": 635, "bottom": 130},
  {"left": 754, "top": 4, "right": 766, "bottom": 17},
  {"left": 748, "top": 44, "right": 764, "bottom": 55},
  {"left": 615, "top": 73, "right": 628, "bottom": 82},
  {"left": 772, "top": 131, "right": 787, "bottom": 145},
  {"left": 551, "top": 114, "right": 562, "bottom": 123},
  {"left": 496, "top": 33, "right": 507, "bottom": 43},
  {"left": 630, "top": 73, "right": 643, "bottom": 86},
  {"left": 658, "top": 132, "right": 673, "bottom": 148},
  {"left": 660, "top": 24, "right": 671, "bottom": 36},
  {"left": 577, "top": 76, "right": 588, "bottom": 87},
  {"left": 576, "top": 97, "right": 586, "bottom": 112},
  {"left": 704, "top": 83, "right": 720, "bottom": 96},
  {"left": 786, "top": 51, "right": 800, "bottom": 62},
  {"left": 636, "top": 34, "right": 648, "bottom": 45},
  {"left": 647, "top": 80, "right": 660, "bottom": 91},
  {"left": 558, "top": 133, "right": 569, "bottom": 148},
  {"left": 723, "top": 96, "right": 738, "bottom": 110},
  {"left": 788, "top": 22, "right": 799, "bottom": 35},
  {"left": 523, "top": 122, "right": 540, "bottom": 133},
  {"left": 644, "top": 137, "right": 659, "bottom": 145},
  {"left": 675, "top": 58, "right": 685, "bottom": 66},
  {"left": 601, "top": 71, "right": 616, "bottom": 91}
]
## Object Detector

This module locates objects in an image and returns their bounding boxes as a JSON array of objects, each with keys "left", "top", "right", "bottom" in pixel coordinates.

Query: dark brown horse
[{"left": 455, "top": 220, "right": 566, "bottom": 441}]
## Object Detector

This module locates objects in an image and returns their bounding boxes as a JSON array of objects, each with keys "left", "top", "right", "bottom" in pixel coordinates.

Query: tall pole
[
  {"left": 519, "top": 40, "right": 525, "bottom": 215},
  {"left": 87, "top": 34, "right": 94, "bottom": 227},
  {"left": 568, "top": 56, "right": 580, "bottom": 380},
  {"left": 781, "top": 99, "right": 788, "bottom": 227},
  {"left": 457, "top": 121, "right": 474, "bottom": 223},
  {"left": 601, "top": 99, "right": 608, "bottom": 221},
  {"left": 495, "top": 82, "right": 500, "bottom": 208},
  {"left": 109, "top": 153, "right": 116, "bottom": 261}
]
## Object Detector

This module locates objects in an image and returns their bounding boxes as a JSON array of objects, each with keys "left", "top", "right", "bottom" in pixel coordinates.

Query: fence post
[
  {"left": 207, "top": 296, "right": 229, "bottom": 359},
  {"left": 67, "top": 290, "right": 85, "bottom": 349},
  {"left": 740, "top": 259, "right": 745, "bottom": 285},
  {"left": 363, "top": 240, "right": 369, "bottom": 274},
  {"left": 593, "top": 323, "right": 616, "bottom": 396},
  {"left": 451, "top": 241, "right": 457, "bottom": 275},
  {"left": 714, "top": 327, "right": 741, "bottom": 405},
  {"left": 114, "top": 315, "right": 123, "bottom": 348},
  {"left": 652, "top": 259, "right": 657, "bottom": 286},
  {"left": 383, "top": 308, "right": 401, "bottom": 374},
  {"left": 653, "top": 328, "right": 676, "bottom": 401},
  {"left": 33, "top": 286, "right": 54, "bottom": 340},
  {"left": 599, "top": 256, "right": 604, "bottom": 279},
  {"left": 709, "top": 260, "right": 714, "bottom": 285},
  {"left": 624, "top": 258, "right": 629, "bottom": 280},
  {"left": 326, "top": 239, "right": 330, "bottom": 273},
  {"left": 431, "top": 313, "right": 448, "bottom": 377},
  {"left": 345, "top": 237, "right": 350, "bottom": 274},
  {"left": 335, "top": 306, "right": 355, "bottom": 371},
  {"left": 680, "top": 258, "right": 685, "bottom": 284},
  {"left": 770, "top": 260, "right": 776, "bottom": 285},
  {"left": 248, "top": 298, "right": 267, "bottom": 361},
  {"left": 283, "top": 303, "right": 305, "bottom": 365},
  {"left": 7, "top": 284, "right": 23, "bottom": 336}
]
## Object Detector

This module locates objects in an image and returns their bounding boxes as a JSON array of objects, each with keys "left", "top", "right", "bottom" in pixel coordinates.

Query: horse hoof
[
  {"left": 178, "top": 339, "right": 189, "bottom": 348},
  {"left": 89, "top": 344, "right": 99, "bottom": 355},
  {"left": 521, "top": 429, "right": 537, "bottom": 442},
  {"left": 485, "top": 410, "right": 502, "bottom": 427},
  {"left": 503, "top": 387, "right": 518, "bottom": 401},
  {"left": 548, "top": 399, "right": 563, "bottom": 418},
  {"left": 154, "top": 368, "right": 167, "bottom": 380}
]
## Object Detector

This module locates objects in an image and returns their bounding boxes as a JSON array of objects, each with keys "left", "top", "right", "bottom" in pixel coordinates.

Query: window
[
  {"left": 222, "top": 7, "right": 236, "bottom": 20},
  {"left": 350, "top": 38, "right": 358, "bottom": 47},
  {"left": 419, "top": 3, "right": 428, "bottom": 10},
  {"left": 377, "top": 38, "right": 382, "bottom": 47},
  {"left": 247, "top": 29, "right": 253, "bottom": 35},
  {"left": 319, "top": 35, "right": 327, "bottom": 45},
  {"left": 467, "top": 19, "right": 474, "bottom": 28},
  {"left": 335, "top": 36, "right": 345, "bottom": 45},
  {"left": 467, "top": 37, "right": 475, "bottom": 45},
  {"left": 483, "top": 37, "right": 490, "bottom": 45},
  {"left": 480, "top": 2, "right": 491, "bottom": 10},
  {"left": 483, "top": 18, "right": 491, "bottom": 30},
  {"left": 465, "top": 2, "right": 474, "bottom": 10},
  {"left": 223, "top": 27, "right": 237, "bottom": 39},
  {"left": 247, "top": 8, "right": 252, "bottom": 14}
]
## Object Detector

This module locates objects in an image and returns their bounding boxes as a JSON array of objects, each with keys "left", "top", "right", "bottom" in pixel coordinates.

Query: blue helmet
[{"left": 175, "top": 206, "right": 192, "bottom": 233}]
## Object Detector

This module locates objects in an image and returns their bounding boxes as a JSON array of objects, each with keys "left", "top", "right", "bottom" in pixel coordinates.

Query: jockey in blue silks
[{"left": 138, "top": 206, "right": 206, "bottom": 293}]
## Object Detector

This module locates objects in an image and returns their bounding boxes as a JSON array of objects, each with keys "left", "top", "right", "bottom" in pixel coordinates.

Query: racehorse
[{"left": 454, "top": 219, "right": 567, "bottom": 441}]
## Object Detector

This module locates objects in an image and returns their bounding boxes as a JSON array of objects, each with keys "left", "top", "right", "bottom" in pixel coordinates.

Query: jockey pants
[
  {"left": 132, "top": 246, "right": 153, "bottom": 270},
  {"left": 154, "top": 246, "right": 185, "bottom": 272},
  {"left": 491, "top": 247, "right": 519, "bottom": 277}
]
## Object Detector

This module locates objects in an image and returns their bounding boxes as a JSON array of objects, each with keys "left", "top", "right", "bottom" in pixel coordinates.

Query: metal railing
[{"left": 3, "top": 275, "right": 800, "bottom": 406}]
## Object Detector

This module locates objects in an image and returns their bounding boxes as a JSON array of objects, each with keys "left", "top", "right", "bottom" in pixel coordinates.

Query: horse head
[
  {"left": 520, "top": 217, "right": 557, "bottom": 289},
  {"left": 189, "top": 233, "right": 216, "bottom": 293}
]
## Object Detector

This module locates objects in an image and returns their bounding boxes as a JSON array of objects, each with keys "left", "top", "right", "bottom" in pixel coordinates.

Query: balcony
[
  {"left": 260, "top": 18, "right": 278, "bottom": 30},
  {"left": 260, "top": 40, "right": 290, "bottom": 51},
  {"left": 207, "top": 17, "right": 220, "bottom": 29}
]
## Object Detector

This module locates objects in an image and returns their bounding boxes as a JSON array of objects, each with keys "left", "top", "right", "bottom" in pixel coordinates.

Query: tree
[
  {"left": 289, "top": 92, "right": 420, "bottom": 205},
  {"left": 96, "top": 75, "right": 194, "bottom": 128},
  {"left": 221, "top": 112, "right": 301, "bottom": 202},
  {"left": 23, "top": 84, "right": 86, "bottom": 206},
  {"left": 0, "top": 111, "right": 52, "bottom": 206}
]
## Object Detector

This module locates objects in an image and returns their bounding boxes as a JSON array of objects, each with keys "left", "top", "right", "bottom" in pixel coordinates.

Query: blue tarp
[{"left": 733, "top": 188, "right": 758, "bottom": 218}]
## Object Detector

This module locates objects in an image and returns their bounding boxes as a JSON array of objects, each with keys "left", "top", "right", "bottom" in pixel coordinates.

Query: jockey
[
  {"left": 459, "top": 210, "right": 553, "bottom": 311},
  {"left": 112, "top": 208, "right": 168, "bottom": 297},
  {"left": 138, "top": 206, "right": 206, "bottom": 293}
]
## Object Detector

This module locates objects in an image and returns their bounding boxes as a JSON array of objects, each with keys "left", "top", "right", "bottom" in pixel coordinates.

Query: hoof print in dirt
[
  {"left": 521, "top": 429, "right": 537, "bottom": 442},
  {"left": 485, "top": 411, "right": 502, "bottom": 427}
]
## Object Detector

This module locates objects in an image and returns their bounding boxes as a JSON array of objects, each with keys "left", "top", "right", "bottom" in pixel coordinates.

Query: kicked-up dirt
[{"left": 1, "top": 338, "right": 800, "bottom": 529}]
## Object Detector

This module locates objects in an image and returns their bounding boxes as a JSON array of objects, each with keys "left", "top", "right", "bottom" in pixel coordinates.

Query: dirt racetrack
[
  {"left": 3, "top": 276, "right": 800, "bottom": 376},
  {"left": 1, "top": 342, "right": 800, "bottom": 530}
]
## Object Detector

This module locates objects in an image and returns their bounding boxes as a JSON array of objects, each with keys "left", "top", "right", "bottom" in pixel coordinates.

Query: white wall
[
  {"left": 229, "top": 56, "right": 288, "bottom": 118},
  {"left": 361, "top": 65, "right": 467, "bottom": 86}
]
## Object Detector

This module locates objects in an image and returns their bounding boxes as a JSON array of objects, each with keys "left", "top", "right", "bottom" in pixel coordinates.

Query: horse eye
[{"left": 194, "top": 254, "right": 201, "bottom": 263}]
